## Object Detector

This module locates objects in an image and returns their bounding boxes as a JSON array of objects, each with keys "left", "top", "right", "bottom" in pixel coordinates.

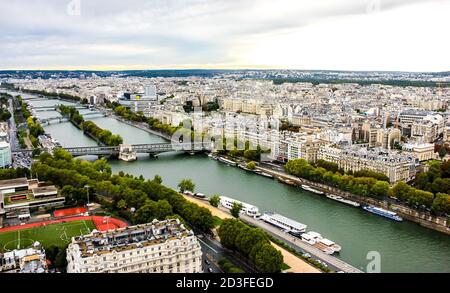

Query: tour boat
[
  {"left": 277, "top": 177, "right": 297, "bottom": 187},
  {"left": 260, "top": 212, "right": 307, "bottom": 236},
  {"left": 301, "top": 184, "right": 324, "bottom": 195},
  {"left": 220, "top": 196, "right": 260, "bottom": 217},
  {"left": 363, "top": 206, "right": 403, "bottom": 222},
  {"left": 326, "top": 194, "right": 360, "bottom": 207}
]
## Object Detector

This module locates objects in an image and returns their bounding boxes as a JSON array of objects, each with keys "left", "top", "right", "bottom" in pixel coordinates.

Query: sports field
[{"left": 0, "top": 220, "right": 96, "bottom": 252}]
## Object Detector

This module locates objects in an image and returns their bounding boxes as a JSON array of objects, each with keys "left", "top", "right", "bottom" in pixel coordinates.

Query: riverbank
[
  {"left": 253, "top": 164, "right": 450, "bottom": 236},
  {"left": 213, "top": 153, "right": 450, "bottom": 236},
  {"left": 182, "top": 195, "right": 322, "bottom": 273}
]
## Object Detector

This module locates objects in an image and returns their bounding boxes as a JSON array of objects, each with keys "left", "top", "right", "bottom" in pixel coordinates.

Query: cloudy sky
[{"left": 0, "top": 0, "right": 449, "bottom": 71}]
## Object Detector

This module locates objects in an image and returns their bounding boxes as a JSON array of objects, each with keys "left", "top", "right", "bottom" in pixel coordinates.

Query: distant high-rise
[{"left": 144, "top": 84, "right": 157, "bottom": 99}]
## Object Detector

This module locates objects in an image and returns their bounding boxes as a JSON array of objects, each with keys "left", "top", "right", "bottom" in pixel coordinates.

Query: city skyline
[{"left": 1, "top": 0, "right": 449, "bottom": 72}]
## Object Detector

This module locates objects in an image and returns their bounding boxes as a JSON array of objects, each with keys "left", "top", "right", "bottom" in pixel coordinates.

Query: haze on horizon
[{"left": 0, "top": 0, "right": 449, "bottom": 72}]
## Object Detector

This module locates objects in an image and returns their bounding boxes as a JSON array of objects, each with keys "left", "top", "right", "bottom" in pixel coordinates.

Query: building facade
[
  {"left": 66, "top": 219, "right": 203, "bottom": 273},
  {"left": 318, "top": 145, "right": 417, "bottom": 184}
]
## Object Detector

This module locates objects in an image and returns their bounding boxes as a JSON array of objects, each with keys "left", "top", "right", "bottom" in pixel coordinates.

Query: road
[{"left": 194, "top": 228, "right": 258, "bottom": 273}]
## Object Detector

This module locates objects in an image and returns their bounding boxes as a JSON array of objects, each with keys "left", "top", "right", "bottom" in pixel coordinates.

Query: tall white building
[
  {"left": 0, "top": 142, "right": 12, "bottom": 168},
  {"left": 66, "top": 219, "right": 203, "bottom": 273}
]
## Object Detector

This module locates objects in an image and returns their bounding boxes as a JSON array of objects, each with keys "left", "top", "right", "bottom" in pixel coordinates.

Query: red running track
[
  {"left": 0, "top": 216, "right": 128, "bottom": 233},
  {"left": 53, "top": 207, "right": 88, "bottom": 218}
]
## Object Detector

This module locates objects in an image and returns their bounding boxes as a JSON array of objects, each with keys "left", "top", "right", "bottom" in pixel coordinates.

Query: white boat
[
  {"left": 220, "top": 196, "right": 260, "bottom": 217},
  {"left": 319, "top": 238, "right": 342, "bottom": 253},
  {"left": 194, "top": 193, "right": 206, "bottom": 199},
  {"left": 218, "top": 157, "right": 237, "bottom": 166},
  {"left": 260, "top": 212, "right": 307, "bottom": 236},
  {"left": 255, "top": 171, "right": 274, "bottom": 179},
  {"left": 326, "top": 194, "right": 360, "bottom": 207},
  {"left": 301, "top": 185, "right": 324, "bottom": 195},
  {"left": 301, "top": 231, "right": 341, "bottom": 254}
]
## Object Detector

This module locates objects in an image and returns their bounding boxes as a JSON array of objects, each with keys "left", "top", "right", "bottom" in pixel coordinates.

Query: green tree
[
  {"left": 246, "top": 161, "right": 256, "bottom": 170},
  {"left": 432, "top": 193, "right": 450, "bottom": 215},
  {"left": 178, "top": 179, "right": 195, "bottom": 193},
  {"left": 230, "top": 202, "right": 243, "bottom": 218},
  {"left": 117, "top": 199, "right": 127, "bottom": 210},
  {"left": 153, "top": 174, "right": 163, "bottom": 184},
  {"left": 209, "top": 195, "right": 221, "bottom": 207},
  {"left": 370, "top": 181, "right": 390, "bottom": 199},
  {"left": 438, "top": 146, "right": 447, "bottom": 158}
]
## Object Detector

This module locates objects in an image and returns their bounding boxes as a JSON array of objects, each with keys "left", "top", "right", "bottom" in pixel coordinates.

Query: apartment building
[
  {"left": 318, "top": 145, "right": 417, "bottom": 184},
  {"left": 0, "top": 246, "right": 48, "bottom": 273},
  {"left": 66, "top": 219, "right": 203, "bottom": 273},
  {"left": 402, "top": 143, "right": 437, "bottom": 162}
]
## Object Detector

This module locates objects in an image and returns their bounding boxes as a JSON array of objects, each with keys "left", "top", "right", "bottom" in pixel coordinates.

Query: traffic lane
[
  {"left": 198, "top": 233, "right": 258, "bottom": 273},
  {"left": 198, "top": 235, "right": 223, "bottom": 273}
]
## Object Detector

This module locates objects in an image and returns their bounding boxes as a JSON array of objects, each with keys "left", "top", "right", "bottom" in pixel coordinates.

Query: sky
[{"left": 0, "top": 0, "right": 449, "bottom": 72}]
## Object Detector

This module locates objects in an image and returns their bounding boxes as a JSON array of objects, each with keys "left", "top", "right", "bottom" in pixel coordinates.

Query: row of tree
[
  {"left": 81, "top": 120, "right": 123, "bottom": 146},
  {"left": 31, "top": 149, "right": 215, "bottom": 231},
  {"left": 218, "top": 219, "right": 283, "bottom": 273},
  {"left": 285, "top": 158, "right": 450, "bottom": 215},
  {"left": 21, "top": 89, "right": 88, "bottom": 104},
  {"left": 26, "top": 116, "right": 45, "bottom": 147},
  {"left": 58, "top": 105, "right": 85, "bottom": 125},
  {"left": 0, "top": 93, "right": 12, "bottom": 121}
]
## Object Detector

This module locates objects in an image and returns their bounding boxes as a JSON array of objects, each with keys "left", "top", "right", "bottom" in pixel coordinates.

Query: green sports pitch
[{"left": 0, "top": 220, "right": 96, "bottom": 252}]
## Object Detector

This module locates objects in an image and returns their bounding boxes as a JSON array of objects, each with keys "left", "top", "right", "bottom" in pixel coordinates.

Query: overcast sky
[{"left": 0, "top": 0, "right": 449, "bottom": 71}]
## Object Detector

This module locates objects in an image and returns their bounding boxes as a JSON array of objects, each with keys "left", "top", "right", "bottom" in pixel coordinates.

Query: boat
[
  {"left": 194, "top": 193, "right": 206, "bottom": 199},
  {"left": 260, "top": 212, "right": 307, "bottom": 236},
  {"left": 255, "top": 171, "right": 274, "bottom": 179},
  {"left": 218, "top": 157, "right": 237, "bottom": 166},
  {"left": 220, "top": 196, "right": 260, "bottom": 217},
  {"left": 326, "top": 194, "right": 360, "bottom": 207},
  {"left": 301, "top": 231, "right": 341, "bottom": 254},
  {"left": 363, "top": 206, "right": 403, "bottom": 222},
  {"left": 238, "top": 164, "right": 254, "bottom": 172},
  {"left": 301, "top": 184, "right": 324, "bottom": 195},
  {"left": 277, "top": 177, "right": 297, "bottom": 187}
]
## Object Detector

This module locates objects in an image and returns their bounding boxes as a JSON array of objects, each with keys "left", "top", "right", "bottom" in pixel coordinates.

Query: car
[
  {"left": 207, "top": 268, "right": 213, "bottom": 273},
  {"left": 204, "top": 260, "right": 210, "bottom": 265}
]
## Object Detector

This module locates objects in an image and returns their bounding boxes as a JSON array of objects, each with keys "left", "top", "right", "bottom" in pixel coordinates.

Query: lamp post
[{"left": 84, "top": 184, "right": 90, "bottom": 207}]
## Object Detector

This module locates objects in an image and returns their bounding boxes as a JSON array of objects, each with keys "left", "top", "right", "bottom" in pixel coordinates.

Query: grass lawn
[
  {"left": 281, "top": 263, "right": 291, "bottom": 271},
  {"left": 212, "top": 216, "right": 223, "bottom": 227},
  {"left": 0, "top": 220, "right": 96, "bottom": 252}
]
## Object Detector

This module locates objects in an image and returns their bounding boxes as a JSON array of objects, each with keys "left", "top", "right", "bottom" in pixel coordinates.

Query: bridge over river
[{"left": 13, "top": 142, "right": 210, "bottom": 157}]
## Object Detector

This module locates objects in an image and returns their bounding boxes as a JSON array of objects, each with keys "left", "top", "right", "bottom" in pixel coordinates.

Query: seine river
[{"left": 18, "top": 94, "right": 450, "bottom": 273}]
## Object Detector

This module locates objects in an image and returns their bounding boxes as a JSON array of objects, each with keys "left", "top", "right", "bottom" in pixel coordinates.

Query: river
[{"left": 15, "top": 94, "right": 450, "bottom": 273}]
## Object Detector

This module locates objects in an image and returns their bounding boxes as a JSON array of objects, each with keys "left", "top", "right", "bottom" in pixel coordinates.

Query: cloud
[{"left": 0, "top": 0, "right": 448, "bottom": 71}]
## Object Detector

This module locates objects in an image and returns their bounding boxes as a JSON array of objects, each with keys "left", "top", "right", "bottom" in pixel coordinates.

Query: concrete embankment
[{"left": 256, "top": 166, "right": 450, "bottom": 236}]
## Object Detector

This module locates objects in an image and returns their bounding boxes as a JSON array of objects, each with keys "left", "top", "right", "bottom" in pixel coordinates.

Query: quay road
[
  {"left": 194, "top": 228, "right": 259, "bottom": 273},
  {"left": 240, "top": 214, "right": 364, "bottom": 273}
]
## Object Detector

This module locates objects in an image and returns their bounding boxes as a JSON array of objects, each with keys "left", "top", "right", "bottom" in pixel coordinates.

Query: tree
[
  {"left": 178, "top": 179, "right": 195, "bottom": 193},
  {"left": 439, "top": 145, "right": 447, "bottom": 158},
  {"left": 390, "top": 181, "right": 412, "bottom": 201},
  {"left": 246, "top": 161, "right": 256, "bottom": 170},
  {"left": 153, "top": 174, "right": 163, "bottom": 184},
  {"left": 253, "top": 243, "right": 283, "bottom": 273},
  {"left": 370, "top": 181, "right": 390, "bottom": 199},
  {"left": 230, "top": 202, "right": 243, "bottom": 218},
  {"left": 117, "top": 199, "right": 127, "bottom": 210},
  {"left": 209, "top": 195, "right": 220, "bottom": 207},
  {"left": 432, "top": 193, "right": 450, "bottom": 215}
]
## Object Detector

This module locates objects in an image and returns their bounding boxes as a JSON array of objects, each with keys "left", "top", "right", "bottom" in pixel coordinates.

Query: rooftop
[
  {"left": 71, "top": 219, "right": 194, "bottom": 258},
  {"left": 0, "top": 178, "right": 28, "bottom": 190}
]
